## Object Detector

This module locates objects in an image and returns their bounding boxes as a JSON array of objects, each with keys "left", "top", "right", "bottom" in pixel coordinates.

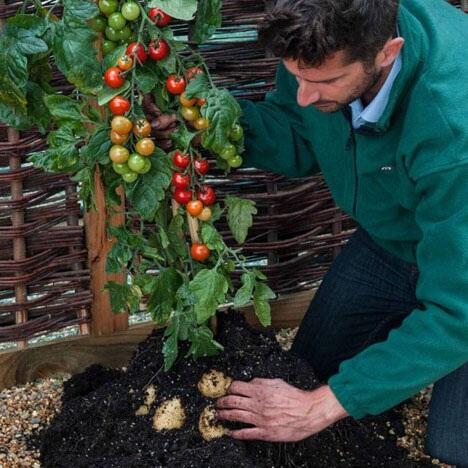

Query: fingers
[
  {"left": 153, "top": 125, "right": 178, "bottom": 139},
  {"left": 151, "top": 114, "right": 178, "bottom": 131},
  {"left": 216, "top": 395, "right": 256, "bottom": 412},
  {"left": 228, "top": 427, "right": 268, "bottom": 441},
  {"left": 158, "top": 139, "right": 174, "bottom": 151},
  {"left": 227, "top": 380, "right": 258, "bottom": 397},
  {"left": 216, "top": 409, "right": 258, "bottom": 425},
  {"left": 142, "top": 94, "right": 162, "bottom": 117}
]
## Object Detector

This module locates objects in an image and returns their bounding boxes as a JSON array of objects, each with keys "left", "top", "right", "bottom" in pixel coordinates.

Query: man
[
  {"left": 153, "top": 0, "right": 468, "bottom": 464},
  {"left": 214, "top": 0, "right": 468, "bottom": 465}
]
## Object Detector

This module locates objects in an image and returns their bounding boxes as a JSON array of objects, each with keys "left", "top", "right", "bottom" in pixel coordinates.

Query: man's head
[{"left": 259, "top": 0, "right": 404, "bottom": 112}]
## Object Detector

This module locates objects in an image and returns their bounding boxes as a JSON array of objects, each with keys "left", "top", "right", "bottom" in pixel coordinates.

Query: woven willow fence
[{"left": 0, "top": 0, "right": 465, "bottom": 347}]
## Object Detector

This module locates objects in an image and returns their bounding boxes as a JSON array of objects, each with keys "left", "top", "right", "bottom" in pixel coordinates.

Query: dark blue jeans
[{"left": 291, "top": 228, "right": 468, "bottom": 467}]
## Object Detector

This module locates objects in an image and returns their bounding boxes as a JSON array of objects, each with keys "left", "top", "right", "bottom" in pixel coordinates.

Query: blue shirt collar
[{"left": 349, "top": 52, "right": 402, "bottom": 129}]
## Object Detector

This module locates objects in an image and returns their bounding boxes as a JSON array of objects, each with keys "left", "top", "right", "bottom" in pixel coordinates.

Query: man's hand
[
  {"left": 142, "top": 94, "right": 178, "bottom": 150},
  {"left": 215, "top": 379, "right": 348, "bottom": 442}
]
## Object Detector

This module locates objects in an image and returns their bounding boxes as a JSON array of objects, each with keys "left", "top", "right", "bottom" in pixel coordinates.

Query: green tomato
[
  {"left": 219, "top": 143, "right": 237, "bottom": 160},
  {"left": 102, "top": 40, "right": 117, "bottom": 55},
  {"left": 128, "top": 153, "right": 147, "bottom": 173},
  {"left": 121, "top": 2, "right": 141, "bottom": 21},
  {"left": 108, "top": 12, "right": 126, "bottom": 30},
  {"left": 227, "top": 155, "right": 243, "bottom": 168},
  {"left": 112, "top": 162, "right": 130, "bottom": 175},
  {"left": 122, "top": 171, "right": 138, "bottom": 183},
  {"left": 90, "top": 16, "right": 107, "bottom": 33},
  {"left": 139, "top": 158, "right": 152, "bottom": 174},
  {"left": 105, "top": 26, "right": 121, "bottom": 42},
  {"left": 98, "top": 0, "right": 118, "bottom": 16},
  {"left": 229, "top": 124, "right": 244, "bottom": 142},
  {"left": 118, "top": 26, "right": 132, "bottom": 41}
]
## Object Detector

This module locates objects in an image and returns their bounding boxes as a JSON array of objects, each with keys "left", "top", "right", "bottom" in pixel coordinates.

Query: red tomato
[
  {"left": 166, "top": 75, "right": 186, "bottom": 95},
  {"left": 148, "top": 39, "right": 170, "bottom": 61},
  {"left": 191, "top": 243, "right": 210, "bottom": 262},
  {"left": 173, "top": 188, "right": 192, "bottom": 205},
  {"left": 109, "top": 96, "right": 130, "bottom": 115},
  {"left": 172, "top": 151, "right": 190, "bottom": 169},
  {"left": 149, "top": 8, "right": 171, "bottom": 27},
  {"left": 126, "top": 42, "right": 147, "bottom": 64},
  {"left": 185, "top": 66, "right": 204, "bottom": 82},
  {"left": 187, "top": 200, "right": 203, "bottom": 217},
  {"left": 194, "top": 158, "right": 209, "bottom": 175},
  {"left": 104, "top": 67, "right": 125, "bottom": 88},
  {"left": 197, "top": 185, "right": 216, "bottom": 206},
  {"left": 172, "top": 172, "right": 190, "bottom": 189}
]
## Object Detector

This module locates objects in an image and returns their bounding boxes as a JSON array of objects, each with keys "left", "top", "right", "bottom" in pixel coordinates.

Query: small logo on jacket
[{"left": 380, "top": 166, "right": 393, "bottom": 172}]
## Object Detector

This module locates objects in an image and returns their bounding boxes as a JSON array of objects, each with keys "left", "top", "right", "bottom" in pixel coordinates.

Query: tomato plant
[{"left": 2, "top": 0, "right": 273, "bottom": 372}]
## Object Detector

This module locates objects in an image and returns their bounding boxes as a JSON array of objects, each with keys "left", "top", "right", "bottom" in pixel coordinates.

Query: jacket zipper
[{"left": 345, "top": 117, "right": 358, "bottom": 218}]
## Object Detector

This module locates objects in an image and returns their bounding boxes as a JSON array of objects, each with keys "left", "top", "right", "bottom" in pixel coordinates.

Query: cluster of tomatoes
[
  {"left": 171, "top": 150, "right": 217, "bottom": 262},
  {"left": 109, "top": 116, "right": 155, "bottom": 182},
  {"left": 92, "top": 1, "right": 172, "bottom": 57}
]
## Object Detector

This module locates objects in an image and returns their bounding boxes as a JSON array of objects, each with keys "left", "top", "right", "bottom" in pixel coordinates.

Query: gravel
[{"left": 0, "top": 328, "right": 452, "bottom": 467}]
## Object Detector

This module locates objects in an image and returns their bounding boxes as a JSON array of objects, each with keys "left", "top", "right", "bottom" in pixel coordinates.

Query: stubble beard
[{"left": 314, "top": 66, "right": 383, "bottom": 114}]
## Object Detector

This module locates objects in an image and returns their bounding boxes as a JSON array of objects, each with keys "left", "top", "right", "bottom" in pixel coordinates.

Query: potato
[
  {"left": 144, "top": 385, "right": 157, "bottom": 407},
  {"left": 197, "top": 370, "right": 232, "bottom": 399},
  {"left": 134, "top": 385, "right": 157, "bottom": 416},
  {"left": 199, "top": 405, "right": 226, "bottom": 441},
  {"left": 153, "top": 397, "right": 186, "bottom": 431}
]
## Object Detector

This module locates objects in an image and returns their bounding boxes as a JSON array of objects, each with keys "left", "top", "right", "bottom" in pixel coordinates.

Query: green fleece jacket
[{"left": 239, "top": 0, "right": 468, "bottom": 418}]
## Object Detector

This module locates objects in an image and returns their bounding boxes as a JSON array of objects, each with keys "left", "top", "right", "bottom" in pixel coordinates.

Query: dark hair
[{"left": 258, "top": 0, "right": 400, "bottom": 67}]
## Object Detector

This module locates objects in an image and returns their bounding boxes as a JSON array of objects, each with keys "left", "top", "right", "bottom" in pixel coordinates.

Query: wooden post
[
  {"left": 84, "top": 170, "right": 128, "bottom": 336},
  {"left": 8, "top": 128, "right": 28, "bottom": 349}
]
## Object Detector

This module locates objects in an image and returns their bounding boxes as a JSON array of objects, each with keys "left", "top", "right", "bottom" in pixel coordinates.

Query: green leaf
[
  {"left": 184, "top": 72, "right": 210, "bottom": 99},
  {"left": 201, "top": 89, "right": 242, "bottom": 151},
  {"left": 5, "top": 18, "right": 48, "bottom": 55},
  {"left": 189, "top": 269, "right": 228, "bottom": 323},
  {"left": 233, "top": 272, "right": 255, "bottom": 307},
  {"left": 187, "top": 324, "right": 223, "bottom": 359},
  {"left": 104, "top": 281, "right": 140, "bottom": 314},
  {"left": 168, "top": 215, "right": 187, "bottom": 258},
  {"left": 52, "top": 23, "right": 102, "bottom": 94},
  {"left": 97, "top": 81, "right": 130, "bottom": 106},
  {"left": 201, "top": 224, "right": 225, "bottom": 251},
  {"left": 106, "top": 242, "right": 132, "bottom": 274},
  {"left": 126, "top": 156, "right": 172, "bottom": 220},
  {"left": 0, "top": 44, "right": 28, "bottom": 114},
  {"left": 44, "top": 94, "right": 83, "bottom": 121},
  {"left": 171, "top": 124, "right": 197, "bottom": 150},
  {"left": 147, "top": 268, "right": 182, "bottom": 325},
  {"left": 163, "top": 318, "right": 180, "bottom": 370},
  {"left": 62, "top": 0, "right": 99, "bottom": 23},
  {"left": 26, "top": 83, "right": 51, "bottom": 133},
  {"left": 136, "top": 65, "right": 158, "bottom": 94},
  {"left": 82, "top": 126, "right": 113, "bottom": 165},
  {"left": 176, "top": 283, "right": 197, "bottom": 308},
  {"left": 225, "top": 196, "right": 257, "bottom": 244},
  {"left": 253, "top": 282, "right": 276, "bottom": 327},
  {"left": 191, "top": 0, "right": 222, "bottom": 44},
  {"left": 148, "top": 0, "right": 198, "bottom": 21}
]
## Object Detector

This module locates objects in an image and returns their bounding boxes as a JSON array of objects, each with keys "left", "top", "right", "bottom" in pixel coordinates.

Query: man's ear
[{"left": 376, "top": 37, "right": 405, "bottom": 68}]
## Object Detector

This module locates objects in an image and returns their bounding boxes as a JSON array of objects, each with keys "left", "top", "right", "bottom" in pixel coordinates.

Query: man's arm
[
  {"left": 329, "top": 161, "right": 468, "bottom": 418},
  {"left": 239, "top": 63, "right": 319, "bottom": 177}
]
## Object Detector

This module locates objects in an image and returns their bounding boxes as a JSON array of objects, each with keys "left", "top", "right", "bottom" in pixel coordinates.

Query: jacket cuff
[{"left": 328, "top": 374, "right": 368, "bottom": 420}]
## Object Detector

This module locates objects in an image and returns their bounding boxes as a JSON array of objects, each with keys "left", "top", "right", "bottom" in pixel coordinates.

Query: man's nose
[{"left": 297, "top": 82, "right": 320, "bottom": 107}]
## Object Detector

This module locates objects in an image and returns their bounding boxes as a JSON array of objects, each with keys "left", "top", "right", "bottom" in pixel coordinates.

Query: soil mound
[{"left": 40, "top": 313, "right": 433, "bottom": 467}]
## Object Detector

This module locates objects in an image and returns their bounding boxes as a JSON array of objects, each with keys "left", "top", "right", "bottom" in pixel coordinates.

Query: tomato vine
[{"left": 0, "top": 0, "right": 275, "bottom": 370}]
